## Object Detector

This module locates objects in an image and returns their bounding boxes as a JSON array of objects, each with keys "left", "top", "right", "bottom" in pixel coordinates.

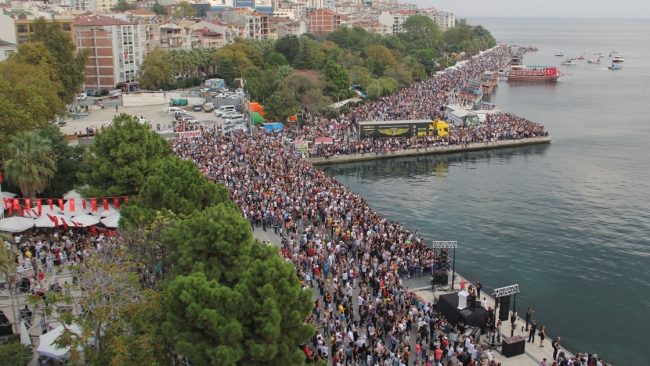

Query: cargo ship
[{"left": 507, "top": 65, "right": 561, "bottom": 82}]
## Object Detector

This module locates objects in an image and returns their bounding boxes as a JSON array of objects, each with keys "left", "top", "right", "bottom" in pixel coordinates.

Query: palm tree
[
  {"left": 0, "top": 235, "right": 15, "bottom": 278},
  {"left": 4, "top": 131, "right": 56, "bottom": 198},
  {"left": 275, "top": 65, "right": 294, "bottom": 90}
]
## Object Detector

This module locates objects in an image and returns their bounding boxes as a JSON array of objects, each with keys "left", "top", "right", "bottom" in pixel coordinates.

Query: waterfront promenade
[
  {"left": 307, "top": 136, "right": 551, "bottom": 166},
  {"left": 253, "top": 228, "right": 573, "bottom": 366}
]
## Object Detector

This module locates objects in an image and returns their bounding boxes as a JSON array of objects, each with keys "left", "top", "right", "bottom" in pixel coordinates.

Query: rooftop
[{"left": 75, "top": 14, "right": 132, "bottom": 26}]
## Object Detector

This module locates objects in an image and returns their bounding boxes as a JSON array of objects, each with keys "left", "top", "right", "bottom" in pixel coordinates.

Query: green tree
[
  {"left": 30, "top": 18, "right": 89, "bottom": 104},
  {"left": 401, "top": 14, "right": 441, "bottom": 49},
  {"left": 293, "top": 38, "right": 321, "bottom": 70},
  {"left": 172, "top": 0, "right": 196, "bottom": 18},
  {"left": 120, "top": 155, "right": 229, "bottom": 226},
  {"left": 4, "top": 131, "right": 56, "bottom": 198},
  {"left": 78, "top": 114, "right": 174, "bottom": 198},
  {"left": 301, "top": 89, "right": 331, "bottom": 121},
  {"left": 264, "top": 52, "right": 288, "bottom": 68},
  {"left": 275, "top": 65, "right": 294, "bottom": 90},
  {"left": 273, "top": 35, "right": 300, "bottom": 65},
  {"left": 161, "top": 206, "right": 314, "bottom": 365},
  {"left": 113, "top": 0, "right": 137, "bottom": 11},
  {"left": 364, "top": 45, "right": 398, "bottom": 76},
  {"left": 39, "top": 125, "right": 88, "bottom": 198},
  {"left": 151, "top": 2, "right": 167, "bottom": 15},
  {"left": 213, "top": 43, "right": 263, "bottom": 71},
  {"left": 443, "top": 25, "right": 471, "bottom": 46},
  {"left": 139, "top": 47, "right": 173, "bottom": 90},
  {"left": 321, "top": 60, "right": 352, "bottom": 96},
  {"left": 264, "top": 90, "right": 298, "bottom": 123},
  {"left": 325, "top": 26, "right": 367, "bottom": 51},
  {"left": 242, "top": 66, "right": 276, "bottom": 103},
  {"left": 0, "top": 341, "right": 32, "bottom": 366}
]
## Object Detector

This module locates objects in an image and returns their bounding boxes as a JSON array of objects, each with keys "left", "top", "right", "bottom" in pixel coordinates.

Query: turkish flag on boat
[{"left": 546, "top": 67, "right": 557, "bottom": 76}]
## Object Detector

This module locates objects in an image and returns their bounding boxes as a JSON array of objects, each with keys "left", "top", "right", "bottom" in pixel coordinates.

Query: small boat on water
[
  {"left": 612, "top": 56, "right": 625, "bottom": 63},
  {"left": 561, "top": 59, "right": 577, "bottom": 65},
  {"left": 555, "top": 52, "right": 564, "bottom": 56},
  {"left": 587, "top": 59, "right": 600, "bottom": 64},
  {"left": 584, "top": 50, "right": 589, "bottom": 54},
  {"left": 577, "top": 56, "right": 585, "bottom": 60},
  {"left": 608, "top": 63, "right": 622, "bottom": 70},
  {"left": 609, "top": 50, "right": 619, "bottom": 57}
]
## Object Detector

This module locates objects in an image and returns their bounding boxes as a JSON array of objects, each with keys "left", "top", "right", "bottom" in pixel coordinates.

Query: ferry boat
[
  {"left": 458, "top": 79, "right": 484, "bottom": 109},
  {"left": 507, "top": 65, "right": 561, "bottom": 82},
  {"left": 480, "top": 71, "right": 498, "bottom": 95},
  {"left": 587, "top": 59, "right": 600, "bottom": 64},
  {"left": 510, "top": 55, "right": 523, "bottom": 66},
  {"left": 577, "top": 56, "right": 585, "bottom": 60},
  {"left": 608, "top": 63, "right": 622, "bottom": 70},
  {"left": 612, "top": 56, "right": 625, "bottom": 63}
]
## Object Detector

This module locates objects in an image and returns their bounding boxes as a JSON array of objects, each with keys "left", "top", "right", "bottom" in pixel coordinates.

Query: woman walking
[{"left": 539, "top": 325, "right": 547, "bottom": 347}]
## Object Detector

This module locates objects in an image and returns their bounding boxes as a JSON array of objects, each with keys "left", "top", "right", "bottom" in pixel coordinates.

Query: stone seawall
[{"left": 307, "top": 136, "right": 552, "bottom": 166}]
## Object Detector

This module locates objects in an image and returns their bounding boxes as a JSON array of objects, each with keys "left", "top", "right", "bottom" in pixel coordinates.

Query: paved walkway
[{"left": 251, "top": 227, "right": 571, "bottom": 366}]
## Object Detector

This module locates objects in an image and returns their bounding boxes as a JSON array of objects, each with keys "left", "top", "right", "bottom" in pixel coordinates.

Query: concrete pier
[{"left": 307, "top": 136, "right": 551, "bottom": 166}]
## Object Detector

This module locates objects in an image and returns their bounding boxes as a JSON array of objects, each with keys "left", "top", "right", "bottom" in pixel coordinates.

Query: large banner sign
[{"left": 178, "top": 131, "right": 202, "bottom": 139}]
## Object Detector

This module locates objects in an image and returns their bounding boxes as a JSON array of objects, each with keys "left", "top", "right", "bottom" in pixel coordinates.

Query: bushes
[{"left": 0, "top": 338, "right": 33, "bottom": 366}]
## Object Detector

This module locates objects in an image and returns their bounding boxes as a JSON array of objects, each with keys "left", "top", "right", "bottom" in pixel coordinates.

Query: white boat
[
  {"left": 612, "top": 56, "right": 625, "bottom": 63},
  {"left": 608, "top": 63, "right": 622, "bottom": 70},
  {"left": 587, "top": 59, "right": 600, "bottom": 64},
  {"left": 561, "top": 59, "right": 577, "bottom": 65},
  {"left": 555, "top": 52, "right": 564, "bottom": 56},
  {"left": 583, "top": 50, "right": 589, "bottom": 54}
]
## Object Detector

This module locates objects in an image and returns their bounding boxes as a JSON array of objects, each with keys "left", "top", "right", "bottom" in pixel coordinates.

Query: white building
[
  {"left": 432, "top": 11, "right": 455, "bottom": 31},
  {"left": 377, "top": 10, "right": 413, "bottom": 34}
]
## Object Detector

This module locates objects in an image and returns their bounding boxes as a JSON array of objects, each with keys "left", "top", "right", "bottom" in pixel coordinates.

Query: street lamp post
[{"left": 330, "top": 89, "right": 346, "bottom": 115}]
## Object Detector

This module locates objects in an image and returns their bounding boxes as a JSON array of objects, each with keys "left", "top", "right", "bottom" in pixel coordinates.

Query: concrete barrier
[
  {"left": 307, "top": 136, "right": 551, "bottom": 166},
  {"left": 122, "top": 92, "right": 167, "bottom": 107}
]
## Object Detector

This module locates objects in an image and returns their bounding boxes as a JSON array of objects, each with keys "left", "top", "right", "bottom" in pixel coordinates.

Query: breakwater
[{"left": 307, "top": 136, "right": 551, "bottom": 166}]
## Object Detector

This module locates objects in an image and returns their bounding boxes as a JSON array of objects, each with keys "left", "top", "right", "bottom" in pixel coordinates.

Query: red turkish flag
[
  {"left": 47, "top": 213, "right": 59, "bottom": 228},
  {"left": 58, "top": 198, "right": 64, "bottom": 210},
  {"left": 12, "top": 198, "right": 19, "bottom": 210},
  {"left": 102, "top": 198, "right": 109, "bottom": 210},
  {"left": 90, "top": 226, "right": 98, "bottom": 236},
  {"left": 113, "top": 197, "right": 120, "bottom": 209},
  {"left": 3, "top": 198, "right": 11, "bottom": 215},
  {"left": 82, "top": 198, "right": 87, "bottom": 210},
  {"left": 36, "top": 199, "right": 42, "bottom": 215},
  {"left": 546, "top": 67, "right": 557, "bottom": 76},
  {"left": 61, "top": 218, "right": 69, "bottom": 230},
  {"left": 69, "top": 199, "right": 75, "bottom": 213},
  {"left": 24, "top": 198, "right": 31, "bottom": 210},
  {"left": 91, "top": 198, "right": 97, "bottom": 212},
  {"left": 47, "top": 198, "right": 53, "bottom": 211},
  {"left": 0, "top": 172, "right": 3, "bottom": 183}
]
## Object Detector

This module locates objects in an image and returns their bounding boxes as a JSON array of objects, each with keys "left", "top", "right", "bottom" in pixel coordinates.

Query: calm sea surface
[{"left": 323, "top": 18, "right": 650, "bottom": 364}]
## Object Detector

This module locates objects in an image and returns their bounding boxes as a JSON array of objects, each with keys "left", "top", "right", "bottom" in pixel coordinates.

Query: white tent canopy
[
  {"left": 101, "top": 213, "right": 120, "bottom": 228},
  {"left": 62, "top": 190, "right": 82, "bottom": 199},
  {"left": 91, "top": 205, "right": 118, "bottom": 217},
  {"left": 34, "top": 214, "right": 71, "bottom": 228},
  {"left": 0, "top": 216, "right": 34, "bottom": 233},
  {"left": 37, "top": 324, "right": 82, "bottom": 360},
  {"left": 70, "top": 214, "right": 100, "bottom": 227},
  {"left": 62, "top": 198, "right": 91, "bottom": 215}
]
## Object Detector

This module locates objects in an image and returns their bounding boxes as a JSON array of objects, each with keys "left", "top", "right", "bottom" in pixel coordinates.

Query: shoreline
[{"left": 307, "top": 136, "right": 551, "bottom": 166}]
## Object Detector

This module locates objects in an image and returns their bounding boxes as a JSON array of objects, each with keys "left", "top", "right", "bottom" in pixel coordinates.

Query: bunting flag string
[{"left": 3, "top": 195, "right": 135, "bottom": 214}]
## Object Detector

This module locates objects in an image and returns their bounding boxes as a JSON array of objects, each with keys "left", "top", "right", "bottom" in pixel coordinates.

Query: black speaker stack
[
  {"left": 501, "top": 335, "right": 526, "bottom": 357},
  {"left": 433, "top": 270, "right": 448, "bottom": 285},
  {"left": 498, "top": 295, "right": 511, "bottom": 321}
]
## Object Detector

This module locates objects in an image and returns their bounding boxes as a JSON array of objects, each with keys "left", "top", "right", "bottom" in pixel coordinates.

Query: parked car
[
  {"left": 222, "top": 111, "right": 244, "bottom": 119},
  {"left": 214, "top": 105, "right": 237, "bottom": 117},
  {"left": 96, "top": 90, "right": 109, "bottom": 97},
  {"left": 193, "top": 104, "right": 203, "bottom": 112},
  {"left": 224, "top": 119, "right": 245, "bottom": 126},
  {"left": 76, "top": 93, "right": 87, "bottom": 101}
]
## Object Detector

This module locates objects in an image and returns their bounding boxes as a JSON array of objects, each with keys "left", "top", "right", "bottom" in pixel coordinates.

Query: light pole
[{"left": 330, "top": 89, "right": 346, "bottom": 115}]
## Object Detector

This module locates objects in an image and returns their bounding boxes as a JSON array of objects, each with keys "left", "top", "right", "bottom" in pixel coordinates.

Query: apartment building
[
  {"left": 159, "top": 23, "right": 198, "bottom": 51},
  {"left": 307, "top": 8, "right": 342, "bottom": 36},
  {"left": 432, "top": 11, "right": 456, "bottom": 31},
  {"left": 244, "top": 11, "right": 269, "bottom": 40},
  {"left": 74, "top": 15, "right": 145, "bottom": 90},
  {"left": 377, "top": 10, "right": 413, "bottom": 34},
  {"left": 2, "top": 8, "right": 75, "bottom": 45}
]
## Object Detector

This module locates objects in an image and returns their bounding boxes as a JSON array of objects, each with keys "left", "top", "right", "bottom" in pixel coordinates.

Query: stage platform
[{"left": 435, "top": 293, "right": 489, "bottom": 330}]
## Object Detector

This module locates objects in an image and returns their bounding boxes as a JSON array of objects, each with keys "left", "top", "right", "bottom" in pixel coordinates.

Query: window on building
[
  {"left": 62, "top": 23, "right": 71, "bottom": 31},
  {"left": 5, "top": 50, "right": 15, "bottom": 58},
  {"left": 18, "top": 36, "right": 28, "bottom": 44},
  {"left": 17, "top": 24, "right": 27, "bottom": 33}
]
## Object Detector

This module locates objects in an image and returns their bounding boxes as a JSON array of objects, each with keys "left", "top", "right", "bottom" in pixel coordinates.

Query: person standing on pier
[
  {"left": 526, "top": 308, "right": 534, "bottom": 331},
  {"left": 552, "top": 337, "right": 561, "bottom": 360},
  {"left": 528, "top": 320, "right": 537, "bottom": 343},
  {"left": 476, "top": 281, "right": 482, "bottom": 300}
]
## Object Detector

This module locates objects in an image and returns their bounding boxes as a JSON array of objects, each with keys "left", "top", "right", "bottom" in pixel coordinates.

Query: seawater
[{"left": 323, "top": 18, "right": 650, "bottom": 364}]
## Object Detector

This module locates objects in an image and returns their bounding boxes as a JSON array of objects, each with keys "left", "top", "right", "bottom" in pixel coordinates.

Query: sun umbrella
[
  {"left": 91, "top": 205, "right": 118, "bottom": 217},
  {"left": 69, "top": 214, "right": 100, "bottom": 227},
  {"left": 37, "top": 324, "right": 82, "bottom": 360},
  {"left": 61, "top": 198, "right": 91, "bottom": 215},
  {"left": 34, "top": 214, "right": 71, "bottom": 228},
  {"left": 101, "top": 213, "right": 120, "bottom": 228},
  {"left": 0, "top": 217, "right": 35, "bottom": 233}
]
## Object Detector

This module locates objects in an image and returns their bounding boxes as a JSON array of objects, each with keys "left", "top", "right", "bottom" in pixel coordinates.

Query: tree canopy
[
  {"left": 78, "top": 114, "right": 174, "bottom": 197},
  {"left": 139, "top": 47, "right": 173, "bottom": 90},
  {"left": 172, "top": 1, "right": 196, "bottom": 18}
]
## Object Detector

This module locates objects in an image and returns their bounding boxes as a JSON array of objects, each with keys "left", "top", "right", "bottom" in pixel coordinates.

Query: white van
[
  {"left": 214, "top": 105, "right": 236, "bottom": 117},
  {"left": 168, "top": 107, "right": 182, "bottom": 114},
  {"left": 76, "top": 93, "right": 87, "bottom": 101}
]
